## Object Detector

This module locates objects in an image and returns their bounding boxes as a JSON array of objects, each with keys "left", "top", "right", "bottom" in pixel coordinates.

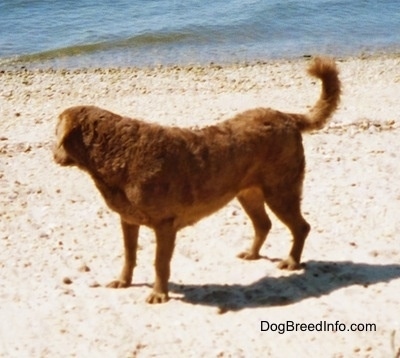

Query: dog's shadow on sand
[{"left": 168, "top": 260, "right": 400, "bottom": 312}]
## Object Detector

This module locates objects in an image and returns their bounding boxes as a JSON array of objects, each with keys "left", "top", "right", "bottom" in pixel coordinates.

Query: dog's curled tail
[{"left": 294, "top": 57, "right": 341, "bottom": 132}]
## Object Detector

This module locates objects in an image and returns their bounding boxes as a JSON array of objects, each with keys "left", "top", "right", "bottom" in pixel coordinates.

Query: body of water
[{"left": 0, "top": 0, "right": 399, "bottom": 68}]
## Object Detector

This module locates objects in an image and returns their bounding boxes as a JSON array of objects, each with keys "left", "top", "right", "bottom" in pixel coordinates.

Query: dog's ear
[
  {"left": 55, "top": 111, "right": 77, "bottom": 145},
  {"left": 63, "top": 127, "right": 90, "bottom": 168},
  {"left": 55, "top": 110, "right": 89, "bottom": 167}
]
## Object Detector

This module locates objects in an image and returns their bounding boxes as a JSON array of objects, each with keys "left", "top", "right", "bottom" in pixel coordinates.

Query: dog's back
[{"left": 54, "top": 57, "right": 341, "bottom": 303}]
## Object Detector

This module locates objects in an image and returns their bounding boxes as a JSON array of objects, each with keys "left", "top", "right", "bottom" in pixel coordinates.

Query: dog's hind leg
[
  {"left": 107, "top": 219, "right": 139, "bottom": 288},
  {"left": 264, "top": 188, "right": 310, "bottom": 270},
  {"left": 237, "top": 187, "right": 272, "bottom": 260},
  {"left": 146, "top": 220, "right": 177, "bottom": 304}
]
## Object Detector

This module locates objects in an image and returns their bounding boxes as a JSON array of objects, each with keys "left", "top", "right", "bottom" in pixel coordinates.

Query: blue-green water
[{"left": 1, "top": 0, "right": 399, "bottom": 68}]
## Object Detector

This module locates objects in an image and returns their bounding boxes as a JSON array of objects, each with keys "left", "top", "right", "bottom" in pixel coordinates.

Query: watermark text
[{"left": 260, "top": 320, "right": 376, "bottom": 334}]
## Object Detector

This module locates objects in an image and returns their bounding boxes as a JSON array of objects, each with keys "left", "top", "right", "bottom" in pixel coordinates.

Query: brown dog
[{"left": 54, "top": 57, "right": 340, "bottom": 303}]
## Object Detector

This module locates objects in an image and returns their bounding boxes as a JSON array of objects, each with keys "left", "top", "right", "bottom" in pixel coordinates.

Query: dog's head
[{"left": 53, "top": 106, "right": 90, "bottom": 168}]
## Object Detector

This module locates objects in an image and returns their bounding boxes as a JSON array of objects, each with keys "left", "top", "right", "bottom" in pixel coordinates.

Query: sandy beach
[{"left": 1, "top": 55, "right": 399, "bottom": 357}]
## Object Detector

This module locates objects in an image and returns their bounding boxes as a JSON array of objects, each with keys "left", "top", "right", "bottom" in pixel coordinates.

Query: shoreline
[{"left": 1, "top": 48, "right": 400, "bottom": 72}]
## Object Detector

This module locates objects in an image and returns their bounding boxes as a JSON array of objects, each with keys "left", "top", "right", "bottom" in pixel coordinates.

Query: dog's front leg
[
  {"left": 146, "top": 220, "right": 177, "bottom": 304},
  {"left": 107, "top": 218, "right": 139, "bottom": 288}
]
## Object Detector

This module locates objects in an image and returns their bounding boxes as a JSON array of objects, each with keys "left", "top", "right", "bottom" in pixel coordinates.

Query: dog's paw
[
  {"left": 146, "top": 291, "right": 169, "bottom": 304},
  {"left": 277, "top": 257, "right": 302, "bottom": 270},
  {"left": 106, "top": 280, "right": 130, "bottom": 288},
  {"left": 237, "top": 251, "right": 261, "bottom": 260}
]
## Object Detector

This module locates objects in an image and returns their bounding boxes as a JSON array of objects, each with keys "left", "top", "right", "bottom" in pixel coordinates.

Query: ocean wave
[
  {"left": 1, "top": 0, "right": 399, "bottom": 69},
  {"left": 2, "top": 29, "right": 214, "bottom": 65}
]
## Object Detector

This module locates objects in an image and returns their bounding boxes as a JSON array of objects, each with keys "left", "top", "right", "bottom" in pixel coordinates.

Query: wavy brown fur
[
  {"left": 292, "top": 57, "right": 341, "bottom": 131},
  {"left": 53, "top": 57, "right": 341, "bottom": 304}
]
